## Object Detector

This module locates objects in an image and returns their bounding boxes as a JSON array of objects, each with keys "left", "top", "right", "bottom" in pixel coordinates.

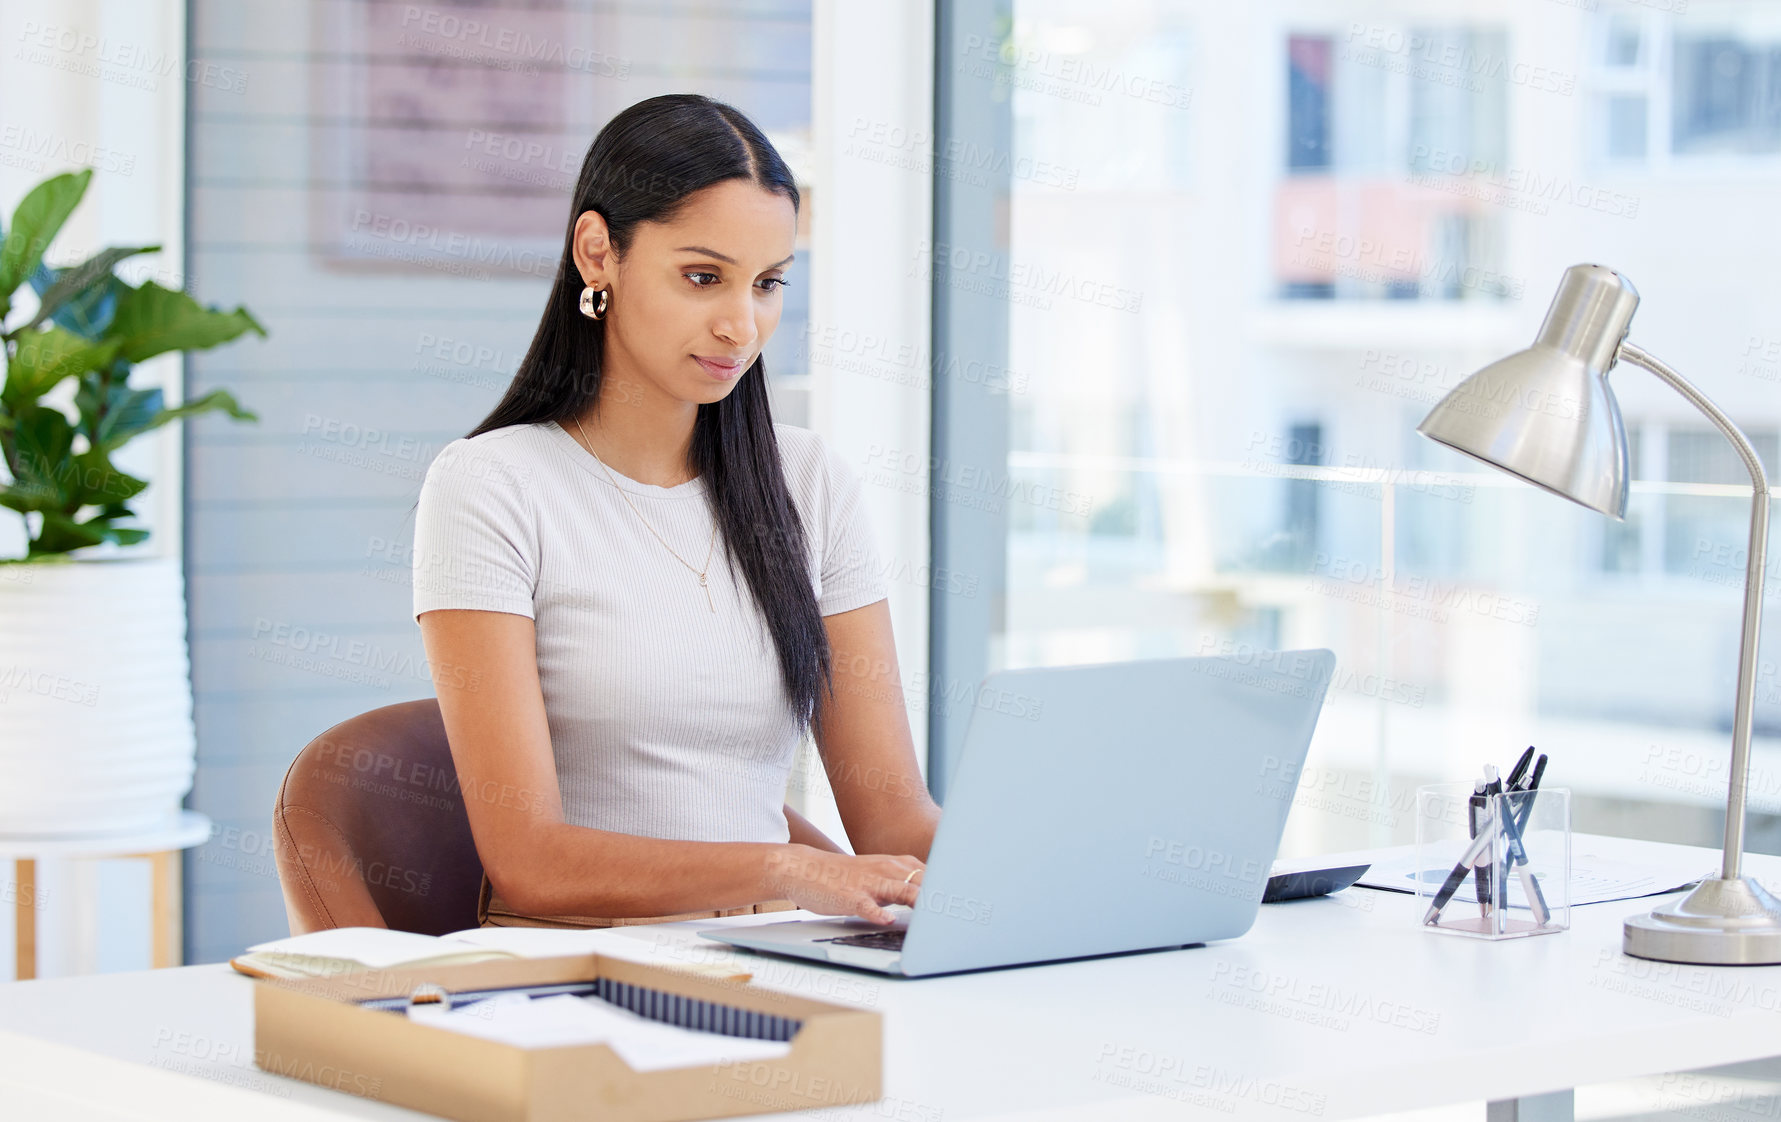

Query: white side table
[{"left": 0, "top": 810, "right": 212, "bottom": 980}]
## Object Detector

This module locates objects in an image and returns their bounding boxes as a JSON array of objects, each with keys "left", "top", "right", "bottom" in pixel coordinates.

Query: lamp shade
[{"left": 1416, "top": 264, "right": 1639, "bottom": 519}]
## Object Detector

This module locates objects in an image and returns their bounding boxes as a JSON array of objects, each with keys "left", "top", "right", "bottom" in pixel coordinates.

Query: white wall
[
  {"left": 792, "top": 0, "right": 936, "bottom": 847},
  {"left": 0, "top": 0, "right": 187, "bottom": 978}
]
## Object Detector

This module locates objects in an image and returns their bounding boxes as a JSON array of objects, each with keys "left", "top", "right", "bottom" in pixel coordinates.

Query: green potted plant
[{"left": 0, "top": 168, "right": 263, "bottom": 836}]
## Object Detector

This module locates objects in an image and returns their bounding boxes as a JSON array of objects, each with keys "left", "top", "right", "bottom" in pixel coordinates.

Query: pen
[
  {"left": 1423, "top": 814, "right": 1498, "bottom": 923},
  {"left": 1424, "top": 776, "right": 1505, "bottom": 926},
  {"left": 1502, "top": 755, "right": 1550, "bottom": 925},
  {"left": 1506, "top": 746, "right": 1536, "bottom": 790},
  {"left": 1474, "top": 766, "right": 1500, "bottom": 920},
  {"left": 1467, "top": 779, "right": 1486, "bottom": 920},
  {"left": 1424, "top": 753, "right": 1553, "bottom": 928}
]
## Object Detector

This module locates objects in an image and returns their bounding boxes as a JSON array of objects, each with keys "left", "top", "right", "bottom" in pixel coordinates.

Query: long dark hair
[{"left": 466, "top": 94, "right": 830, "bottom": 728}]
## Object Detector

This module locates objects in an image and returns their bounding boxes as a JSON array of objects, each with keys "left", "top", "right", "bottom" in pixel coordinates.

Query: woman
[{"left": 412, "top": 93, "right": 941, "bottom": 928}]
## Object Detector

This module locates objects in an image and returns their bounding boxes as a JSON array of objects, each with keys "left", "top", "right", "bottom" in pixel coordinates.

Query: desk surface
[{"left": 2, "top": 834, "right": 1780, "bottom": 1121}]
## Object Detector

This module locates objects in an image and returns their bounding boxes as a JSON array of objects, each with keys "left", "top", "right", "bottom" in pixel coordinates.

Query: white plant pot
[{"left": 0, "top": 555, "right": 197, "bottom": 837}]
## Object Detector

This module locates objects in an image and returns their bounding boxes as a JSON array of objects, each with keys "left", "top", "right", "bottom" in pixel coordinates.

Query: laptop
[{"left": 699, "top": 648, "right": 1335, "bottom": 977}]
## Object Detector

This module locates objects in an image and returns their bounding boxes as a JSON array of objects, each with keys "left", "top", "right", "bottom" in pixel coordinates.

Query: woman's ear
[{"left": 571, "top": 210, "right": 615, "bottom": 288}]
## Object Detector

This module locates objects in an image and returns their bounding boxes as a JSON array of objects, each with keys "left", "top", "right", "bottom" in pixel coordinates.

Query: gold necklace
[{"left": 571, "top": 415, "right": 717, "bottom": 613}]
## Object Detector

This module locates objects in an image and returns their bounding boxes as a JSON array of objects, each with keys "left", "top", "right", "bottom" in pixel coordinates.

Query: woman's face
[{"left": 574, "top": 179, "right": 796, "bottom": 409}]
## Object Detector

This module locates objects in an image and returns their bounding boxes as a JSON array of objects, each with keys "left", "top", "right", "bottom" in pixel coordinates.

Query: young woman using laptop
[{"left": 412, "top": 94, "right": 940, "bottom": 929}]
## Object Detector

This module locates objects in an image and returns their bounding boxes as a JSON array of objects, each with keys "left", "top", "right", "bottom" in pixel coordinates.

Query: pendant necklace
[{"left": 570, "top": 415, "right": 717, "bottom": 613}]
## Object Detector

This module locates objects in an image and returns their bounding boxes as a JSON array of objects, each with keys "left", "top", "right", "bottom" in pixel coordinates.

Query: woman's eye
[
  {"left": 758, "top": 277, "right": 789, "bottom": 293},
  {"left": 685, "top": 271, "right": 720, "bottom": 287}
]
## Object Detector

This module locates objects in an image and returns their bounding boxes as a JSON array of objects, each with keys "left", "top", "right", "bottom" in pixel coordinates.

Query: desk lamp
[{"left": 1416, "top": 263, "right": 1781, "bottom": 964}]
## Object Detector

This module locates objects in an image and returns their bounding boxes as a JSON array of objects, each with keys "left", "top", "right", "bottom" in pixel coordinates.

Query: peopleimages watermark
[
  {"left": 1261, "top": 759, "right": 1421, "bottom": 828},
  {"left": 861, "top": 444, "right": 1095, "bottom": 519},
  {"left": 460, "top": 129, "right": 580, "bottom": 192},
  {"left": 845, "top": 115, "right": 1080, "bottom": 191},
  {"left": 1142, "top": 837, "right": 1268, "bottom": 899},
  {"left": 1408, "top": 145, "right": 1640, "bottom": 221},
  {"left": 1342, "top": 23, "right": 1576, "bottom": 96},
  {"left": 1206, "top": 962, "right": 1442, "bottom": 1035},
  {"left": 0, "top": 661, "right": 101, "bottom": 708},
  {"left": 345, "top": 210, "right": 556, "bottom": 280},
  {"left": 957, "top": 33, "right": 1193, "bottom": 110},
  {"left": 0, "top": 124, "right": 136, "bottom": 176},
  {"left": 248, "top": 617, "right": 481, "bottom": 693},
  {"left": 1091, "top": 1043, "right": 1327, "bottom": 1116},
  {"left": 1354, "top": 349, "right": 1581, "bottom": 422},
  {"left": 1286, "top": 226, "right": 1522, "bottom": 300},
  {"left": 1549, "top": 0, "right": 1689, "bottom": 13},
  {"left": 1243, "top": 430, "right": 1475, "bottom": 505},
  {"left": 1741, "top": 335, "right": 1781, "bottom": 384},
  {"left": 299, "top": 413, "right": 439, "bottom": 483},
  {"left": 1650, "top": 1070, "right": 1781, "bottom": 1122},
  {"left": 1305, "top": 552, "right": 1541, "bottom": 627},
  {"left": 1590, "top": 946, "right": 1781, "bottom": 1017},
  {"left": 14, "top": 21, "right": 249, "bottom": 94},
  {"left": 1637, "top": 741, "right": 1781, "bottom": 812},
  {"left": 1185, "top": 634, "right": 1426, "bottom": 719},
  {"left": 396, "top": 6, "right": 629, "bottom": 78},
  {"left": 800, "top": 320, "right": 1030, "bottom": 395},
  {"left": 153, "top": 1027, "right": 382, "bottom": 1100},
  {"left": 911, "top": 238, "right": 1144, "bottom": 314}
]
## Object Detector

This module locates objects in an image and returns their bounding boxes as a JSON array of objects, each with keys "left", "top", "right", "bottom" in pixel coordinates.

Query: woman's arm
[
  {"left": 813, "top": 599, "right": 943, "bottom": 860},
  {"left": 420, "top": 607, "right": 920, "bottom": 920},
  {"left": 784, "top": 803, "right": 846, "bottom": 852}
]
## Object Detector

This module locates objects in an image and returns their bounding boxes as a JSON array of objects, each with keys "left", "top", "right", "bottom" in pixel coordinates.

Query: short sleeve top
[{"left": 411, "top": 420, "right": 889, "bottom": 843}]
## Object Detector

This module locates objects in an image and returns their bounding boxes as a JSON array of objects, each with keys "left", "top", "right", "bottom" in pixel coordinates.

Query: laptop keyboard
[{"left": 814, "top": 929, "right": 906, "bottom": 951}]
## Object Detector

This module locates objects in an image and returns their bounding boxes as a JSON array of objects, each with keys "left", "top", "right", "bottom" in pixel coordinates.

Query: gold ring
[{"left": 903, "top": 868, "right": 920, "bottom": 884}]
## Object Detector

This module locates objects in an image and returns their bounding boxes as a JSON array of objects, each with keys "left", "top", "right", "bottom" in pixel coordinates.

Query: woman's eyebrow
[{"left": 675, "top": 245, "right": 794, "bottom": 269}]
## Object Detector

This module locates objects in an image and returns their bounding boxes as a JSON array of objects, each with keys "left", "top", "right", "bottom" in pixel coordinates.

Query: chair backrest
[{"left": 273, "top": 698, "right": 485, "bottom": 935}]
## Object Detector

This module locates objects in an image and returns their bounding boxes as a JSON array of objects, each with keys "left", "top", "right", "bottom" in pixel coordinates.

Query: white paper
[
  {"left": 407, "top": 993, "right": 793, "bottom": 1071},
  {"left": 244, "top": 926, "right": 466, "bottom": 969},
  {"left": 1357, "top": 849, "right": 1712, "bottom": 905},
  {"left": 443, "top": 926, "right": 660, "bottom": 959}
]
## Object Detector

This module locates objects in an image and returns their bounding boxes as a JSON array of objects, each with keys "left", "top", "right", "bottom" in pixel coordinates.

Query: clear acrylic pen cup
[{"left": 1414, "top": 782, "right": 1570, "bottom": 939}]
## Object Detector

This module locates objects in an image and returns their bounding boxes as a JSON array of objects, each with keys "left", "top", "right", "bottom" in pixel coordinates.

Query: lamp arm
[{"left": 1618, "top": 341, "right": 1770, "bottom": 881}]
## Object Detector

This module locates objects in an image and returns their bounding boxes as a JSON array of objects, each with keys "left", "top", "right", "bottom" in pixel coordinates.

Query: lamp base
[{"left": 1622, "top": 876, "right": 1781, "bottom": 965}]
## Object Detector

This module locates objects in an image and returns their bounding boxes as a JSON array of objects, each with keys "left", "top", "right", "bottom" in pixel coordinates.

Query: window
[
  {"left": 1276, "top": 24, "right": 1511, "bottom": 301},
  {"left": 1589, "top": 5, "right": 1781, "bottom": 167},
  {"left": 933, "top": 1, "right": 1781, "bottom": 857}
]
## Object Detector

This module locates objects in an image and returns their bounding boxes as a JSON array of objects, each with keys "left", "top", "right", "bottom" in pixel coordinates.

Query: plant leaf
[
  {"left": 25, "top": 245, "right": 160, "bottom": 332},
  {"left": 7, "top": 404, "right": 76, "bottom": 511},
  {"left": 32, "top": 510, "right": 110, "bottom": 554},
  {"left": 108, "top": 280, "right": 266, "bottom": 364},
  {"left": 40, "top": 271, "right": 122, "bottom": 339},
  {"left": 32, "top": 504, "right": 149, "bottom": 554},
  {"left": 76, "top": 379, "right": 164, "bottom": 452},
  {"left": 66, "top": 447, "right": 147, "bottom": 505},
  {"left": 119, "top": 387, "right": 258, "bottom": 449},
  {"left": 0, "top": 170, "right": 92, "bottom": 319},
  {"left": 3, "top": 327, "right": 120, "bottom": 411}
]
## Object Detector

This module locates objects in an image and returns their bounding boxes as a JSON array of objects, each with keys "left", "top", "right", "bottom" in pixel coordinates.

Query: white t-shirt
[{"left": 411, "top": 419, "right": 889, "bottom": 843}]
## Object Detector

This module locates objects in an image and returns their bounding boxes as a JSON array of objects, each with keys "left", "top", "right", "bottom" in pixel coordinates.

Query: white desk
[{"left": 2, "top": 834, "right": 1780, "bottom": 1121}]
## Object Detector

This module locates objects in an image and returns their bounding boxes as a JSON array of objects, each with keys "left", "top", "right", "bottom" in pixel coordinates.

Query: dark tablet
[{"left": 1262, "top": 864, "right": 1371, "bottom": 903}]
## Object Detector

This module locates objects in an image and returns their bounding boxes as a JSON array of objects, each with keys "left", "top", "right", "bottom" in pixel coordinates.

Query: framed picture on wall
[{"left": 309, "top": 2, "right": 624, "bottom": 282}]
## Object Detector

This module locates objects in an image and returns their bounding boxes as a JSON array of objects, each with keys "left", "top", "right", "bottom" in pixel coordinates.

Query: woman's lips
[{"left": 694, "top": 355, "right": 747, "bottom": 380}]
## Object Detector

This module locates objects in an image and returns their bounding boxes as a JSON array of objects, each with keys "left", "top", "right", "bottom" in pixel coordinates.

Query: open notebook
[{"left": 229, "top": 925, "right": 755, "bottom": 981}]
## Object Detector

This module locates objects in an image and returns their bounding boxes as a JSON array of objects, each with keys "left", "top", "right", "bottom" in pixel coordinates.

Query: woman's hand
[{"left": 763, "top": 844, "right": 924, "bottom": 924}]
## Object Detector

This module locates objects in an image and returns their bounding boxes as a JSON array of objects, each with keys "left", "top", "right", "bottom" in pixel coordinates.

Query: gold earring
[{"left": 578, "top": 286, "right": 609, "bottom": 320}]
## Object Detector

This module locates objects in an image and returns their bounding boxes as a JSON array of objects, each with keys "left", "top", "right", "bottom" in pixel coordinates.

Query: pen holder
[{"left": 1414, "top": 782, "right": 1570, "bottom": 939}]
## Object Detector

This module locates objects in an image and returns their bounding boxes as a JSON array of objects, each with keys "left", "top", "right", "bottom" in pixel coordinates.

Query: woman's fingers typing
[{"left": 765, "top": 846, "right": 926, "bottom": 923}]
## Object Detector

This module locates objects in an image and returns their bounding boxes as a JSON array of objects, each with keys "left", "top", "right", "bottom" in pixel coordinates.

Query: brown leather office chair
[{"left": 273, "top": 698, "right": 484, "bottom": 935}]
